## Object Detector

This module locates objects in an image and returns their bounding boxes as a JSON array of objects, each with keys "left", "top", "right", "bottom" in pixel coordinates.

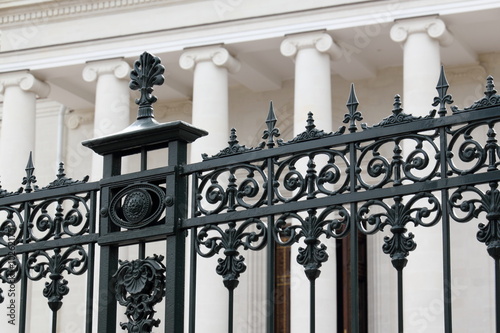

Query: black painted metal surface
[{"left": 0, "top": 52, "right": 498, "bottom": 333}]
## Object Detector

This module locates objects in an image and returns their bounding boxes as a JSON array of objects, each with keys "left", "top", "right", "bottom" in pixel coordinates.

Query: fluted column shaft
[
  {"left": 83, "top": 58, "right": 131, "bottom": 179},
  {"left": 0, "top": 71, "right": 49, "bottom": 190},
  {"left": 180, "top": 45, "right": 240, "bottom": 162},
  {"left": 281, "top": 31, "right": 341, "bottom": 135}
]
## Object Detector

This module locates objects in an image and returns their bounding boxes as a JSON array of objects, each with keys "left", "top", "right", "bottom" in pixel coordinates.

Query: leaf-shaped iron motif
[{"left": 129, "top": 52, "right": 165, "bottom": 120}]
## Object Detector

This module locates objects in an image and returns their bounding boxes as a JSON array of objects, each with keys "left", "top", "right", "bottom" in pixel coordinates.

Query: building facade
[{"left": 0, "top": 0, "right": 499, "bottom": 332}]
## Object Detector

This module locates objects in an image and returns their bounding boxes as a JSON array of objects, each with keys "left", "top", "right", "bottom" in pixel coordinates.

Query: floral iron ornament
[
  {"left": 196, "top": 219, "right": 267, "bottom": 290},
  {"left": 275, "top": 206, "right": 350, "bottom": 280},
  {"left": 113, "top": 255, "right": 166, "bottom": 332},
  {"left": 358, "top": 193, "right": 441, "bottom": 270},
  {"left": 26, "top": 246, "right": 88, "bottom": 312}
]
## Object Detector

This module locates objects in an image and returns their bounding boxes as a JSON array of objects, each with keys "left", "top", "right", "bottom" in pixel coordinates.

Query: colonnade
[{"left": 0, "top": 16, "right": 466, "bottom": 332}]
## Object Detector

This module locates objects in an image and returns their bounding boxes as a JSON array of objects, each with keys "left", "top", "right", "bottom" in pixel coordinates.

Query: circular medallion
[
  {"left": 122, "top": 189, "right": 151, "bottom": 223},
  {"left": 109, "top": 183, "right": 166, "bottom": 229}
]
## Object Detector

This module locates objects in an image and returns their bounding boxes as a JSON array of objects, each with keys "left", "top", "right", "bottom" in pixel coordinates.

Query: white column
[
  {"left": 83, "top": 58, "right": 131, "bottom": 179},
  {"left": 0, "top": 71, "right": 49, "bottom": 191},
  {"left": 390, "top": 16, "right": 452, "bottom": 333},
  {"left": 281, "top": 30, "right": 342, "bottom": 133},
  {"left": 180, "top": 45, "right": 240, "bottom": 162},
  {"left": 281, "top": 31, "right": 341, "bottom": 333},
  {"left": 179, "top": 45, "right": 240, "bottom": 332},
  {"left": 391, "top": 16, "right": 453, "bottom": 116}
]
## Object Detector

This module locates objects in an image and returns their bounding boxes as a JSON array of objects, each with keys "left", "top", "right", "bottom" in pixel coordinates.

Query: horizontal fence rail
[{"left": 0, "top": 52, "right": 498, "bottom": 333}]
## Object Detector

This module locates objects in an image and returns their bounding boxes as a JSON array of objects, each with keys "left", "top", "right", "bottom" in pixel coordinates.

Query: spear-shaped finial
[
  {"left": 22, "top": 152, "right": 37, "bottom": 193},
  {"left": 343, "top": 83, "right": 362, "bottom": 133},
  {"left": 262, "top": 101, "right": 280, "bottom": 148},
  {"left": 432, "top": 66, "right": 453, "bottom": 117}
]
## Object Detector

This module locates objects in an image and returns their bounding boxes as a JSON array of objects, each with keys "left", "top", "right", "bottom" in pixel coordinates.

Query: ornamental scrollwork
[
  {"left": 0, "top": 255, "right": 21, "bottom": 304},
  {"left": 356, "top": 134, "right": 440, "bottom": 189},
  {"left": 0, "top": 255, "right": 22, "bottom": 285},
  {"left": 113, "top": 255, "right": 166, "bottom": 333},
  {"left": 358, "top": 193, "right": 441, "bottom": 270},
  {"left": 195, "top": 164, "right": 267, "bottom": 216},
  {"left": 195, "top": 219, "right": 267, "bottom": 290},
  {"left": 0, "top": 206, "right": 24, "bottom": 248},
  {"left": 450, "top": 182, "right": 500, "bottom": 260},
  {"left": 273, "top": 149, "right": 350, "bottom": 203},
  {"left": 446, "top": 120, "right": 498, "bottom": 175},
  {"left": 28, "top": 194, "right": 91, "bottom": 241},
  {"left": 274, "top": 206, "right": 350, "bottom": 280},
  {"left": 26, "top": 246, "right": 88, "bottom": 312}
]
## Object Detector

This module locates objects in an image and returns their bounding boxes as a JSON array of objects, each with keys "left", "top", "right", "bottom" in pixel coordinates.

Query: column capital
[
  {"left": 280, "top": 30, "right": 342, "bottom": 60},
  {"left": 0, "top": 71, "right": 50, "bottom": 98},
  {"left": 179, "top": 45, "right": 240, "bottom": 73},
  {"left": 390, "top": 16, "right": 453, "bottom": 46},
  {"left": 82, "top": 58, "right": 131, "bottom": 82}
]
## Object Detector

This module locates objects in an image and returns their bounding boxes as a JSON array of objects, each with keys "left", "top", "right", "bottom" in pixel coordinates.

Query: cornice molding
[{"left": 0, "top": 0, "right": 169, "bottom": 26}]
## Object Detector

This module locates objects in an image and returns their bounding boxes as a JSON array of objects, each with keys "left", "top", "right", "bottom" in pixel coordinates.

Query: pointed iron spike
[
  {"left": 266, "top": 101, "right": 277, "bottom": 125},
  {"left": 436, "top": 65, "right": 449, "bottom": 97},
  {"left": 346, "top": 83, "right": 359, "bottom": 109},
  {"left": 25, "top": 152, "right": 34, "bottom": 171},
  {"left": 263, "top": 101, "right": 280, "bottom": 149}
]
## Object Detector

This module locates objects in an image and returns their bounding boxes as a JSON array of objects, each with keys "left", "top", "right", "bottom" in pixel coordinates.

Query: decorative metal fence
[{"left": 0, "top": 51, "right": 499, "bottom": 333}]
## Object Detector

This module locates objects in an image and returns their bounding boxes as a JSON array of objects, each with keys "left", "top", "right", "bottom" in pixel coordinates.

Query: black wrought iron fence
[{"left": 0, "top": 52, "right": 498, "bottom": 333}]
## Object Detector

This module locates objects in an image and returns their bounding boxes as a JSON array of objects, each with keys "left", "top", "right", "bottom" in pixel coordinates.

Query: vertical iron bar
[
  {"left": 85, "top": 242, "right": 95, "bottom": 333},
  {"left": 85, "top": 190, "right": 97, "bottom": 333},
  {"left": 141, "top": 147, "right": 147, "bottom": 171},
  {"left": 266, "top": 215, "right": 276, "bottom": 333},
  {"left": 138, "top": 242, "right": 146, "bottom": 259},
  {"left": 139, "top": 146, "right": 148, "bottom": 259},
  {"left": 19, "top": 201, "right": 30, "bottom": 333},
  {"left": 266, "top": 156, "right": 275, "bottom": 333},
  {"left": 397, "top": 269, "right": 404, "bottom": 333},
  {"left": 18, "top": 253, "right": 28, "bottom": 333},
  {"left": 189, "top": 228, "right": 198, "bottom": 333},
  {"left": 51, "top": 310, "right": 57, "bottom": 333},
  {"left": 228, "top": 288, "right": 234, "bottom": 333},
  {"left": 439, "top": 125, "right": 453, "bottom": 333},
  {"left": 496, "top": 259, "right": 499, "bottom": 333},
  {"left": 349, "top": 142, "right": 360, "bottom": 333},
  {"left": 189, "top": 173, "right": 198, "bottom": 333},
  {"left": 97, "top": 153, "right": 121, "bottom": 333},
  {"left": 165, "top": 140, "right": 188, "bottom": 333},
  {"left": 310, "top": 279, "right": 316, "bottom": 333}
]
